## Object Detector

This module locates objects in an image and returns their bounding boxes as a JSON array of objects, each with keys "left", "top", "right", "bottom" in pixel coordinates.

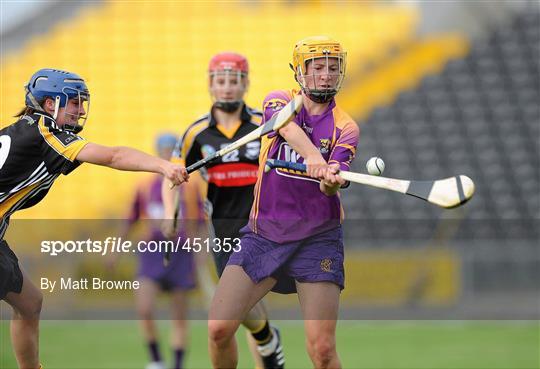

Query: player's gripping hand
[
  {"left": 322, "top": 163, "right": 345, "bottom": 186},
  {"left": 162, "top": 162, "right": 189, "bottom": 186},
  {"left": 304, "top": 153, "right": 328, "bottom": 179},
  {"left": 319, "top": 163, "right": 344, "bottom": 196}
]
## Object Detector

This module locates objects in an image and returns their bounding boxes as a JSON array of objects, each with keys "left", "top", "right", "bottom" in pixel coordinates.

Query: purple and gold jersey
[
  {"left": 0, "top": 113, "right": 87, "bottom": 239},
  {"left": 126, "top": 175, "right": 204, "bottom": 241},
  {"left": 128, "top": 175, "right": 201, "bottom": 290},
  {"left": 249, "top": 90, "right": 359, "bottom": 243}
]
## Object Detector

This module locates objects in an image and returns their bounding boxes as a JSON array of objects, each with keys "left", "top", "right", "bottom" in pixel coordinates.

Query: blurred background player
[
  {"left": 207, "top": 36, "right": 359, "bottom": 369},
  {"left": 162, "top": 52, "right": 285, "bottom": 369},
  {"left": 0, "top": 68, "right": 188, "bottom": 369},
  {"left": 109, "top": 133, "right": 203, "bottom": 369}
]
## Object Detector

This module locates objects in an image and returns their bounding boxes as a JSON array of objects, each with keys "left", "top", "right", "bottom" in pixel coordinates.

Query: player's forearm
[
  {"left": 278, "top": 123, "right": 324, "bottom": 162},
  {"left": 78, "top": 143, "right": 167, "bottom": 174},
  {"left": 107, "top": 146, "right": 168, "bottom": 173},
  {"left": 77, "top": 144, "right": 187, "bottom": 187}
]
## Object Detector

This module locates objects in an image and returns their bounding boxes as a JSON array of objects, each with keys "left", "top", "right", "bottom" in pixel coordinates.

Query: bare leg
[
  {"left": 242, "top": 301, "right": 268, "bottom": 369},
  {"left": 4, "top": 269, "right": 43, "bottom": 369},
  {"left": 296, "top": 281, "right": 341, "bottom": 369},
  {"left": 170, "top": 289, "right": 189, "bottom": 349},
  {"left": 243, "top": 330, "right": 263, "bottom": 369},
  {"left": 135, "top": 279, "right": 160, "bottom": 347},
  {"left": 208, "top": 266, "right": 276, "bottom": 369}
]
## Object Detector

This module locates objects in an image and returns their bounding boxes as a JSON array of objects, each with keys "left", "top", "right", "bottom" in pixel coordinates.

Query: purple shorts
[
  {"left": 227, "top": 226, "right": 344, "bottom": 294},
  {"left": 138, "top": 247, "right": 195, "bottom": 291}
]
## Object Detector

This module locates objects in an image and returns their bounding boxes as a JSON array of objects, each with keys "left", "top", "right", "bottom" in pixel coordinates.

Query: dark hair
[{"left": 14, "top": 107, "right": 36, "bottom": 118}]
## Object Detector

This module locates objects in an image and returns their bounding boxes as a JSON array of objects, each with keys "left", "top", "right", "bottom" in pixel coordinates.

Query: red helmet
[{"left": 208, "top": 52, "right": 249, "bottom": 75}]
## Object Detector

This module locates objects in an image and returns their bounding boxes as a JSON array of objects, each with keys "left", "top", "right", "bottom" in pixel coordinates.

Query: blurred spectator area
[
  {"left": 1, "top": 1, "right": 419, "bottom": 218},
  {"left": 343, "top": 7, "right": 539, "bottom": 301},
  {"left": 346, "top": 8, "right": 539, "bottom": 237}
]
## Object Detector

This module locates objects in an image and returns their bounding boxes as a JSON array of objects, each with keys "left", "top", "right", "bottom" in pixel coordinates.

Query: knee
[
  {"left": 171, "top": 319, "right": 187, "bottom": 331},
  {"left": 208, "top": 320, "right": 235, "bottom": 346},
  {"left": 136, "top": 305, "right": 153, "bottom": 321},
  {"left": 307, "top": 337, "right": 336, "bottom": 368},
  {"left": 13, "top": 291, "right": 43, "bottom": 320}
]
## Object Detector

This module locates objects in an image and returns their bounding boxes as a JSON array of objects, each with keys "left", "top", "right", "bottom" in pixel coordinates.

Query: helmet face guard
[
  {"left": 208, "top": 52, "right": 249, "bottom": 112},
  {"left": 209, "top": 70, "right": 247, "bottom": 112},
  {"left": 25, "top": 69, "right": 90, "bottom": 133},
  {"left": 60, "top": 85, "right": 90, "bottom": 133},
  {"left": 291, "top": 36, "right": 347, "bottom": 103}
]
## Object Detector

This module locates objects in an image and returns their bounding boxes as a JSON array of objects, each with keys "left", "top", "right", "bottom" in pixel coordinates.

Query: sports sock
[
  {"left": 173, "top": 348, "right": 185, "bottom": 369},
  {"left": 251, "top": 320, "right": 273, "bottom": 345},
  {"left": 148, "top": 341, "right": 161, "bottom": 363}
]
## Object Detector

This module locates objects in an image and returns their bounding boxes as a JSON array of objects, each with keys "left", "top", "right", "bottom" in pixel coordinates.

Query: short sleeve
[
  {"left": 37, "top": 117, "right": 87, "bottom": 175},
  {"left": 329, "top": 121, "right": 359, "bottom": 172}
]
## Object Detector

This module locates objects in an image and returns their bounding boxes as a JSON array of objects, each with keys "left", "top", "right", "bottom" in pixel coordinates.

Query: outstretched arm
[{"left": 76, "top": 143, "right": 188, "bottom": 185}]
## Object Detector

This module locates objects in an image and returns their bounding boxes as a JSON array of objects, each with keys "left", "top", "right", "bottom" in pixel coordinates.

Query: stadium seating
[
  {"left": 3, "top": 2, "right": 536, "bottom": 242},
  {"left": 1, "top": 1, "right": 419, "bottom": 218},
  {"left": 3, "top": 2, "right": 536, "bottom": 307},
  {"left": 343, "top": 9, "right": 539, "bottom": 244}
]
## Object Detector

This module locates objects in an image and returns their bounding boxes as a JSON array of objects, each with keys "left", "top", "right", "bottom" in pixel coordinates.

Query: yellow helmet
[{"left": 291, "top": 36, "right": 347, "bottom": 103}]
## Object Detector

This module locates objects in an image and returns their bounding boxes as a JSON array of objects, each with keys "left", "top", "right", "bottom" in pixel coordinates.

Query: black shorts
[
  {"left": 0, "top": 240, "right": 24, "bottom": 300},
  {"left": 211, "top": 219, "right": 247, "bottom": 277},
  {"left": 212, "top": 249, "right": 232, "bottom": 277}
]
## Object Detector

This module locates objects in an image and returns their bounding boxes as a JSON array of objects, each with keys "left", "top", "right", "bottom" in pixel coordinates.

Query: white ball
[{"left": 366, "top": 157, "right": 385, "bottom": 176}]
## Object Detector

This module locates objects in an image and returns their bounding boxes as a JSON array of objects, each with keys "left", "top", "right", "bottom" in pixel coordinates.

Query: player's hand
[
  {"left": 304, "top": 154, "right": 327, "bottom": 179},
  {"left": 319, "top": 163, "right": 344, "bottom": 196},
  {"left": 162, "top": 162, "right": 189, "bottom": 186},
  {"left": 321, "top": 163, "right": 345, "bottom": 187},
  {"left": 161, "top": 218, "right": 177, "bottom": 239}
]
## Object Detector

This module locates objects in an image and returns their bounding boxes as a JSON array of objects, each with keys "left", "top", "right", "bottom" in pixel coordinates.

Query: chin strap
[
  {"left": 52, "top": 96, "right": 61, "bottom": 119},
  {"left": 306, "top": 89, "right": 337, "bottom": 104},
  {"left": 214, "top": 100, "right": 242, "bottom": 113}
]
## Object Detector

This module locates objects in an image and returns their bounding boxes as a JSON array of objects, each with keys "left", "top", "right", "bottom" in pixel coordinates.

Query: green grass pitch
[{"left": 0, "top": 320, "right": 538, "bottom": 368}]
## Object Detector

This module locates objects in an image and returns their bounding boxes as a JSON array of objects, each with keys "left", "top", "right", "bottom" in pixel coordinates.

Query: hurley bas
[{"left": 41, "top": 277, "right": 140, "bottom": 293}]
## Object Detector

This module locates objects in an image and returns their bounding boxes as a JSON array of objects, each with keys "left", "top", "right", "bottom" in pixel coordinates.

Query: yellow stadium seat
[{"left": 1, "top": 1, "right": 419, "bottom": 218}]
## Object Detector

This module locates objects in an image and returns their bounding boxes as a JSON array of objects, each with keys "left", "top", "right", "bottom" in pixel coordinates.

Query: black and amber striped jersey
[
  {"left": 172, "top": 104, "right": 262, "bottom": 232},
  {"left": 0, "top": 113, "right": 87, "bottom": 239}
]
